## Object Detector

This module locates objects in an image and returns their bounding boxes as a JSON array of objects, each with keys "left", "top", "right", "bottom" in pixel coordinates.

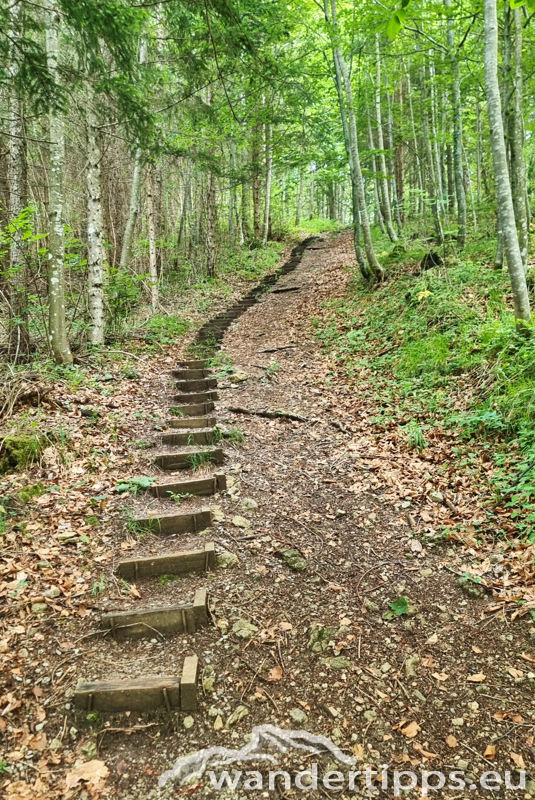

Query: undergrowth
[{"left": 316, "top": 230, "right": 535, "bottom": 540}]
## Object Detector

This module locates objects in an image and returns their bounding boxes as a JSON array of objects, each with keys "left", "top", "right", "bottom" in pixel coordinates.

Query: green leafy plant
[
  {"left": 384, "top": 597, "right": 409, "bottom": 620},
  {"left": 405, "top": 422, "right": 427, "bottom": 452},
  {"left": 189, "top": 451, "right": 213, "bottom": 470},
  {"left": 91, "top": 576, "right": 107, "bottom": 596},
  {"left": 115, "top": 476, "right": 156, "bottom": 494}
]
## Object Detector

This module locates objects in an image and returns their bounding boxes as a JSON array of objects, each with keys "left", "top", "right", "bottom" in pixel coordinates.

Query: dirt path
[{"left": 4, "top": 234, "right": 535, "bottom": 800}]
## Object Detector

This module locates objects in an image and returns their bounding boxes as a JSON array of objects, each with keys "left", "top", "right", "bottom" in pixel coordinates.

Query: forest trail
[{"left": 4, "top": 234, "right": 535, "bottom": 800}]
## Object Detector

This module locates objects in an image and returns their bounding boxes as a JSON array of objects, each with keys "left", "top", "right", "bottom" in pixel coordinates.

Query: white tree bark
[
  {"left": 119, "top": 37, "right": 146, "bottom": 271},
  {"left": 262, "top": 122, "right": 272, "bottom": 245},
  {"left": 445, "top": 0, "right": 467, "bottom": 248},
  {"left": 374, "top": 36, "right": 397, "bottom": 241},
  {"left": 46, "top": 0, "right": 72, "bottom": 364},
  {"left": 86, "top": 105, "right": 105, "bottom": 344},
  {"left": 483, "top": 0, "right": 530, "bottom": 324},
  {"left": 512, "top": 7, "right": 529, "bottom": 271},
  {"left": 145, "top": 163, "right": 158, "bottom": 308}
]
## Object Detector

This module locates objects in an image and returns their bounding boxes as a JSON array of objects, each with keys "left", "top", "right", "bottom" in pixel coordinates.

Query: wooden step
[
  {"left": 131, "top": 507, "right": 211, "bottom": 536},
  {"left": 117, "top": 542, "right": 216, "bottom": 579},
  {"left": 99, "top": 589, "right": 209, "bottom": 641},
  {"left": 174, "top": 378, "right": 217, "bottom": 392},
  {"left": 166, "top": 416, "right": 216, "bottom": 429},
  {"left": 154, "top": 447, "right": 223, "bottom": 471},
  {"left": 73, "top": 655, "right": 199, "bottom": 712},
  {"left": 172, "top": 368, "right": 212, "bottom": 380},
  {"left": 172, "top": 391, "right": 218, "bottom": 404},
  {"left": 150, "top": 472, "right": 226, "bottom": 498},
  {"left": 161, "top": 429, "right": 214, "bottom": 447},
  {"left": 177, "top": 359, "right": 208, "bottom": 369},
  {"left": 170, "top": 402, "right": 215, "bottom": 416}
]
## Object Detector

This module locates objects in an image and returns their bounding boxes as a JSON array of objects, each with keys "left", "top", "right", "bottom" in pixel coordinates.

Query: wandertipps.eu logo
[{"left": 159, "top": 724, "right": 526, "bottom": 794}]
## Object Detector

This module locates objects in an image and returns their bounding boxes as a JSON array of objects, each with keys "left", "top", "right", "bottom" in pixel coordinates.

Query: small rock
[
  {"left": 31, "top": 603, "right": 48, "bottom": 615},
  {"left": 381, "top": 663, "right": 391, "bottom": 674},
  {"left": 456, "top": 576, "right": 487, "bottom": 600},
  {"left": 232, "top": 515, "right": 251, "bottom": 529},
  {"left": 230, "top": 371, "right": 249, "bottom": 383},
  {"left": 278, "top": 549, "right": 307, "bottom": 571},
  {"left": 183, "top": 716, "right": 194, "bottom": 729},
  {"left": 419, "top": 568, "right": 433, "bottom": 578},
  {"left": 429, "top": 491, "right": 444, "bottom": 503},
  {"left": 363, "top": 710, "right": 377, "bottom": 722},
  {"left": 320, "top": 656, "right": 351, "bottom": 670},
  {"left": 526, "top": 780, "right": 535, "bottom": 796},
  {"left": 405, "top": 654, "right": 420, "bottom": 678},
  {"left": 44, "top": 586, "right": 61, "bottom": 599},
  {"left": 363, "top": 597, "right": 379, "bottom": 613},
  {"left": 214, "top": 715, "right": 223, "bottom": 730},
  {"left": 226, "top": 705, "right": 249, "bottom": 727},
  {"left": 216, "top": 551, "right": 238, "bottom": 569},
  {"left": 203, "top": 677, "right": 215, "bottom": 693},
  {"left": 208, "top": 706, "right": 222, "bottom": 717},
  {"left": 211, "top": 507, "right": 225, "bottom": 523},
  {"left": 452, "top": 717, "right": 465, "bottom": 727},
  {"left": 241, "top": 498, "right": 258, "bottom": 511},
  {"left": 413, "top": 689, "right": 426, "bottom": 705},
  {"left": 231, "top": 619, "right": 258, "bottom": 640},
  {"left": 289, "top": 708, "right": 308, "bottom": 725},
  {"left": 49, "top": 739, "right": 62, "bottom": 752},
  {"left": 457, "top": 759, "right": 469, "bottom": 771}
]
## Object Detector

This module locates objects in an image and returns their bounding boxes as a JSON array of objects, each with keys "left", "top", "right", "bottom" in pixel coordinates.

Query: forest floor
[{"left": 2, "top": 231, "right": 535, "bottom": 800}]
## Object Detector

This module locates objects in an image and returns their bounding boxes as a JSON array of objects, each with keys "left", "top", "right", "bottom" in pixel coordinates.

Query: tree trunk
[
  {"left": 375, "top": 36, "right": 397, "bottom": 241},
  {"left": 229, "top": 136, "right": 236, "bottom": 248},
  {"left": 252, "top": 125, "right": 261, "bottom": 238},
  {"left": 385, "top": 81, "right": 403, "bottom": 236},
  {"left": 445, "top": 0, "right": 467, "bottom": 248},
  {"left": 46, "top": 0, "right": 72, "bottom": 365},
  {"left": 511, "top": 7, "right": 529, "bottom": 271},
  {"left": 119, "top": 37, "right": 146, "bottom": 271},
  {"left": 483, "top": 0, "right": 530, "bottom": 324},
  {"left": 295, "top": 170, "right": 303, "bottom": 226},
  {"left": 262, "top": 122, "right": 272, "bottom": 245},
  {"left": 405, "top": 65, "right": 424, "bottom": 220},
  {"left": 145, "top": 163, "right": 158, "bottom": 308},
  {"left": 86, "top": 105, "right": 105, "bottom": 344},
  {"left": 422, "top": 67, "right": 443, "bottom": 244},
  {"left": 8, "top": 0, "right": 30, "bottom": 360}
]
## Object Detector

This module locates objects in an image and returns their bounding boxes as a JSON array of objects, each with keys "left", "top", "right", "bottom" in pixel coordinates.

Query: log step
[
  {"left": 166, "top": 416, "right": 216, "bottom": 429},
  {"left": 73, "top": 655, "right": 199, "bottom": 712},
  {"left": 161, "top": 429, "right": 214, "bottom": 447},
  {"left": 177, "top": 359, "right": 208, "bottom": 368},
  {"left": 174, "top": 378, "right": 217, "bottom": 392},
  {"left": 99, "top": 589, "right": 209, "bottom": 641},
  {"left": 169, "top": 402, "right": 215, "bottom": 416},
  {"left": 172, "top": 391, "right": 218, "bottom": 404},
  {"left": 154, "top": 447, "right": 223, "bottom": 471},
  {"left": 172, "top": 369, "right": 212, "bottom": 380},
  {"left": 117, "top": 542, "right": 216, "bottom": 579},
  {"left": 150, "top": 472, "right": 227, "bottom": 498},
  {"left": 131, "top": 507, "right": 211, "bottom": 536}
]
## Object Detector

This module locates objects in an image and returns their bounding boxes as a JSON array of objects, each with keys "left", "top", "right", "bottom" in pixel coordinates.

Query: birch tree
[
  {"left": 483, "top": 0, "right": 530, "bottom": 325},
  {"left": 46, "top": 0, "right": 72, "bottom": 364},
  {"left": 86, "top": 105, "right": 105, "bottom": 344}
]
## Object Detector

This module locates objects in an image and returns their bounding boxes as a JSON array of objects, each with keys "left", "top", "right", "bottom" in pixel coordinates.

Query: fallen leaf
[
  {"left": 426, "top": 633, "right": 438, "bottom": 644},
  {"left": 484, "top": 745, "right": 496, "bottom": 760},
  {"left": 472, "top": 645, "right": 482, "bottom": 654},
  {"left": 278, "top": 621, "right": 292, "bottom": 631},
  {"left": 432, "top": 672, "right": 449, "bottom": 681},
  {"left": 507, "top": 668, "right": 524, "bottom": 680},
  {"left": 467, "top": 673, "right": 486, "bottom": 683},
  {"left": 413, "top": 742, "right": 438, "bottom": 759},
  {"left": 267, "top": 666, "right": 282, "bottom": 682},
  {"left": 519, "top": 652, "right": 535, "bottom": 664},
  {"left": 65, "top": 759, "right": 109, "bottom": 790},
  {"left": 130, "top": 584, "right": 141, "bottom": 599},
  {"left": 400, "top": 721, "right": 420, "bottom": 738},
  {"left": 446, "top": 735, "right": 458, "bottom": 748},
  {"left": 511, "top": 752, "right": 526, "bottom": 769}
]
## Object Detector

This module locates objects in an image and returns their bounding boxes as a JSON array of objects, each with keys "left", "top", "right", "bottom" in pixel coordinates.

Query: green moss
[
  {"left": 0, "top": 436, "right": 42, "bottom": 475},
  {"left": 18, "top": 482, "right": 45, "bottom": 504}
]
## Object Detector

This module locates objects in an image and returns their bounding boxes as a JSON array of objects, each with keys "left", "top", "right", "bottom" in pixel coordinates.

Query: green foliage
[
  {"left": 189, "top": 451, "right": 213, "bottom": 470},
  {"left": 18, "top": 482, "right": 45, "bottom": 504},
  {"left": 144, "top": 314, "right": 190, "bottom": 343},
  {"left": 0, "top": 435, "right": 43, "bottom": 475},
  {"left": 114, "top": 475, "right": 156, "bottom": 494},
  {"left": 105, "top": 266, "right": 147, "bottom": 331},
  {"left": 384, "top": 597, "right": 409, "bottom": 619}
]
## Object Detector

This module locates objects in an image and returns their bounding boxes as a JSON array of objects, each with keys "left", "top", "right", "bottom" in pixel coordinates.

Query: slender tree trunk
[
  {"left": 484, "top": 0, "right": 530, "bottom": 324},
  {"left": 429, "top": 54, "right": 445, "bottom": 209},
  {"left": 119, "top": 37, "right": 146, "bottom": 270},
  {"left": 46, "top": 0, "right": 72, "bottom": 365},
  {"left": 375, "top": 36, "right": 397, "bottom": 241},
  {"left": 386, "top": 82, "right": 403, "bottom": 236},
  {"left": 422, "top": 68, "right": 443, "bottom": 244},
  {"left": 512, "top": 7, "right": 529, "bottom": 271},
  {"left": 445, "top": 0, "right": 467, "bottom": 247},
  {"left": 86, "top": 105, "right": 105, "bottom": 344},
  {"left": 405, "top": 66, "right": 425, "bottom": 220},
  {"left": 8, "top": 1, "right": 30, "bottom": 360},
  {"left": 252, "top": 125, "right": 261, "bottom": 238},
  {"left": 145, "top": 163, "right": 158, "bottom": 308},
  {"left": 262, "top": 122, "right": 272, "bottom": 245},
  {"left": 327, "top": 0, "right": 382, "bottom": 278},
  {"left": 476, "top": 102, "right": 482, "bottom": 202},
  {"left": 309, "top": 169, "right": 314, "bottom": 219},
  {"left": 328, "top": 44, "right": 366, "bottom": 272},
  {"left": 295, "top": 170, "right": 303, "bottom": 226},
  {"left": 229, "top": 136, "right": 236, "bottom": 249},
  {"left": 241, "top": 173, "right": 250, "bottom": 241}
]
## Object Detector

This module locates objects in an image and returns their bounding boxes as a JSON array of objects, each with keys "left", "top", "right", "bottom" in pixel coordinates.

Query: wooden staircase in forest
[{"left": 72, "top": 238, "right": 315, "bottom": 715}]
